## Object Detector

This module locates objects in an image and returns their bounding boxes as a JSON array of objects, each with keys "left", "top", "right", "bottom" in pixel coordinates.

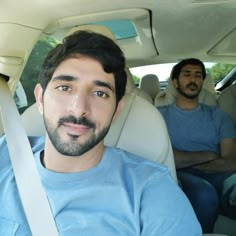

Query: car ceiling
[{"left": 0, "top": 0, "right": 236, "bottom": 86}]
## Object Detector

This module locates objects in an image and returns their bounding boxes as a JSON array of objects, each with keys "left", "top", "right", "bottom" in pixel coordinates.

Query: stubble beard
[
  {"left": 177, "top": 82, "right": 201, "bottom": 99},
  {"left": 43, "top": 115, "right": 111, "bottom": 157}
]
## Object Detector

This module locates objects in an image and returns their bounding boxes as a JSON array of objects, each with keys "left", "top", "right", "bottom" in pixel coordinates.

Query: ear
[
  {"left": 112, "top": 97, "right": 124, "bottom": 123},
  {"left": 34, "top": 83, "right": 44, "bottom": 115},
  {"left": 172, "top": 78, "right": 178, "bottom": 89}
]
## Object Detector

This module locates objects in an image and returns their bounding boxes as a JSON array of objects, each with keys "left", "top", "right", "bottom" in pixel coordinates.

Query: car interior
[{"left": 0, "top": 0, "right": 236, "bottom": 235}]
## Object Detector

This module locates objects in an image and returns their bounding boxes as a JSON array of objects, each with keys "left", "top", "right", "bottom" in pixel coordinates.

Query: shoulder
[
  {"left": 106, "top": 147, "right": 171, "bottom": 184},
  {"left": 158, "top": 104, "right": 173, "bottom": 116},
  {"left": 201, "top": 103, "right": 234, "bottom": 122},
  {"left": 158, "top": 104, "right": 172, "bottom": 111},
  {"left": 200, "top": 103, "right": 225, "bottom": 115},
  {"left": 0, "top": 135, "right": 45, "bottom": 168}
]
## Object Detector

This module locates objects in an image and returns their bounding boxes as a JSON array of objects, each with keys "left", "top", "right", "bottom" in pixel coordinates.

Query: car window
[
  {"left": 15, "top": 36, "right": 58, "bottom": 114},
  {"left": 14, "top": 20, "right": 138, "bottom": 114},
  {"left": 130, "top": 62, "right": 236, "bottom": 91},
  {"left": 90, "top": 20, "right": 137, "bottom": 40}
]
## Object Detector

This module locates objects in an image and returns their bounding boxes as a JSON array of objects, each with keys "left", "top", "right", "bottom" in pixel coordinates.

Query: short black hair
[
  {"left": 38, "top": 30, "right": 127, "bottom": 103},
  {"left": 171, "top": 58, "right": 206, "bottom": 80}
]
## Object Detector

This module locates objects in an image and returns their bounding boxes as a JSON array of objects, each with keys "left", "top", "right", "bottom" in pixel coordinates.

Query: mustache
[
  {"left": 58, "top": 116, "right": 96, "bottom": 129},
  {"left": 186, "top": 82, "right": 198, "bottom": 88}
]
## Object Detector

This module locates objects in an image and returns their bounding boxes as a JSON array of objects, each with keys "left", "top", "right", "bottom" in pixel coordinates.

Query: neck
[
  {"left": 42, "top": 137, "right": 105, "bottom": 173},
  {"left": 175, "top": 94, "right": 198, "bottom": 110}
]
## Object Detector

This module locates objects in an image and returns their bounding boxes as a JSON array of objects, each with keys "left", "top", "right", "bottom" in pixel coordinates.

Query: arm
[
  {"left": 195, "top": 138, "right": 236, "bottom": 171},
  {"left": 140, "top": 171, "right": 202, "bottom": 236},
  {"left": 173, "top": 149, "right": 219, "bottom": 169}
]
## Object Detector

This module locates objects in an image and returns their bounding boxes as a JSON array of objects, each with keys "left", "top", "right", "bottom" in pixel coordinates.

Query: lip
[
  {"left": 187, "top": 85, "right": 198, "bottom": 91},
  {"left": 62, "top": 122, "right": 91, "bottom": 136}
]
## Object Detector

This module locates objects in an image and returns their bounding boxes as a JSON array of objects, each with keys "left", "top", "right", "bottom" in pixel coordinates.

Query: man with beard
[
  {"left": 0, "top": 32, "right": 202, "bottom": 235},
  {"left": 158, "top": 58, "right": 236, "bottom": 233}
]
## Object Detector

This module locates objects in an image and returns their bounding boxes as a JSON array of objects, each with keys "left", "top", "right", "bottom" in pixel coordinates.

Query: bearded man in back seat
[{"left": 158, "top": 58, "right": 236, "bottom": 233}]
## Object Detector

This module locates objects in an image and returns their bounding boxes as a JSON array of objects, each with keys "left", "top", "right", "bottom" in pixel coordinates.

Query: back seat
[{"left": 154, "top": 74, "right": 217, "bottom": 107}]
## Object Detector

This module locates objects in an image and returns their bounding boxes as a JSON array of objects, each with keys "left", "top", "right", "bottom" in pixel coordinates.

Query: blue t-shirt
[
  {"left": 0, "top": 136, "right": 201, "bottom": 236},
  {"left": 159, "top": 103, "right": 236, "bottom": 153}
]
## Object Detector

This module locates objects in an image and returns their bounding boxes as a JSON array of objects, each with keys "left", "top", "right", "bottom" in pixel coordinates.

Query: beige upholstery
[
  {"left": 203, "top": 74, "right": 217, "bottom": 95},
  {"left": 67, "top": 24, "right": 116, "bottom": 41},
  {"left": 217, "top": 83, "right": 236, "bottom": 124},
  {"left": 0, "top": 117, "right": 3, "bottom": 137},
  {"left": 3, "top": 23, "right": 231, "bottom": 236},
  {"left": 21, "top": 94, "right": 177, "bottom": 182},
  {"left": 126, "top": 68, "right": 153, "bottom": 103},
  {"left": 155, "top": 74, "right": 217, "bottom": 107},
  {"left": 21, "top": 24, "right": 176, "bottom": 180},
  {"left": 140, "top": 74, "right": 161, "bottom": 101}
]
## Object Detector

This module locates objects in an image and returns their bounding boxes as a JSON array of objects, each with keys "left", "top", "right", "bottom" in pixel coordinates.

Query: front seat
[
  {"left": 21, "top": 24, "right": 176, "bottom": 181},
  {"left": 139, "top": 74, "right": 161, "bottom": 102},
  {"left": 21, "top": 24, "right": 229, "bottom": 236},
  {"left": 217, "top": 82, "right": 236, "bottom": 125}
]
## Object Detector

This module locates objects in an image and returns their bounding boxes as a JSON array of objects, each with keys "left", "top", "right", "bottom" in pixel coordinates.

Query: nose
[
  {"left": 189, "top": 74, "right": 198, "bottom": 82},
  {"left": 68, "top": 92, "right": 90, "bottom": 117}
]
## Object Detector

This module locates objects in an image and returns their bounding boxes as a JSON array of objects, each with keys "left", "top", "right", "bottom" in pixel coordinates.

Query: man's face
[
  {"left": 35, "top": 56, "right": 123, "bottom": 156},
  {"left": 173, "top": 64, "right": 204, "bottom": 99}
]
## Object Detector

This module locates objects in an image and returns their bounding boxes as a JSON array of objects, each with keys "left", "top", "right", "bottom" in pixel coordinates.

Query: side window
[{"left": 15, "top": 36, "right": 58, "bottom": 114}]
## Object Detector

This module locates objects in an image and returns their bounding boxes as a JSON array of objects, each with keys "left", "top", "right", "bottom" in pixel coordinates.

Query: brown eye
[
  {"left": 56, "top": 85, "right": 71, "bottom": 92},
  {"left": 94, "top": 91, "right": 108, "bottom": 98}
]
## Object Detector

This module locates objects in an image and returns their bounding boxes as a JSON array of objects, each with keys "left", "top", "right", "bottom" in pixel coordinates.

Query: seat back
[
  {"left": 21, "top": 24, "right": 177, "bottom": 181},
  {"left": 217, "top": 82, "right": 236, "bottom": 124},
  {"left": 154, "top": 73, "right": 217, "bottom": 107},
  {"left": 126, "top": 69, "right": 153, "bottom": 103},
  {"left": 139, "top": 74, "right": 161, "bottom": 102},
  {"left": 21, "top": 94, "right": 177, "bottom": 182}
]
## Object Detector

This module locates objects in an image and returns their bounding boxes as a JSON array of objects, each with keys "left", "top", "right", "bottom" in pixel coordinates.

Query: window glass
[
  {"left": 89, "top": 20, "right": 137, "bottom": 40},
  {"left": 16, "top": 36, "right": 58, "bottom": 114},
  {"left": 130, "top": 62, "right": 236, "bottom": 90}
]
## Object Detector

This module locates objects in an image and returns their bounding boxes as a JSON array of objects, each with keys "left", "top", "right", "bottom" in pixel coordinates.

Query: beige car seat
[
  {"left": 21, "top": 24, "right": 176, "bottom": 181},
  {"left": 16, "top": 24, "right": 231, "bottom": 236},
  {"left": 21, "top": 93, "right": 177, "bottom": 182},
  {"left": 217, "top": 82, "right": 236, "bottom": 125},
  {"left": 139, "top": 74, "right": 161, "bottom": 102},
  {"left": 126, "top": 68, "right": 153, "bottom": 103},
  {"left": 155, "top": 73, "right": 217, "bottom": 107}
]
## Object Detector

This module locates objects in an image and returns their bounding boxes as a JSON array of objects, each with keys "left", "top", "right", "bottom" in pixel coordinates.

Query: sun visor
[
  {"left": 44, "top": 8, "right": 158, "bottom": 65},
  {"left": 208, "top": 27, "right": 236, "bottom": 56},
  {"left": 0, "top": 56, "right": 23, "bottom": 78}
]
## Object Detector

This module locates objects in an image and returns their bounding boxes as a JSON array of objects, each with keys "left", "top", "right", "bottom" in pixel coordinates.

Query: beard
[
  {"left": 43, "top": 115, "right": 111, "bottom": 156},
  {"left": 177, "top": 82, "right": 201, "bottom": 99}
]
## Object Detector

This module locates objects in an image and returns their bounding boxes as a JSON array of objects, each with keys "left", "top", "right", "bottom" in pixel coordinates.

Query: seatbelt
[{"left": 0, "top": 76, "right": 59, "bottom": 235}]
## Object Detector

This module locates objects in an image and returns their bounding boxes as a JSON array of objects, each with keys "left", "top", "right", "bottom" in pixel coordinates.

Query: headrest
[
  {"left": 21, "top": 95, "right": 177, "bottom": 182},
  {"left": 154, "top": 74, "right": 217, "bottom": 107},
  {"left": 67, "top": 25, "right": 116, "bottom": 42},
  {"left": 21, "top": 24, "right": 177, "bottom": 180},
  {"left": 202, "top": 73, "right": 216, "bottom": 95},
  {"left": 67, "top": 24, "right": 138, "bottom": 97},
  {"left": 140, "top": 74, "right": 161, "bottom": 100}
]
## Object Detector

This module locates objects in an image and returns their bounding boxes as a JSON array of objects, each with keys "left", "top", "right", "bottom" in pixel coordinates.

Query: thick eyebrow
[
  {"left": 182, "top": 69, "right": 202, "bottom": 75},
  {"left": 51, "top": 75, "right": 77, "bottom": 82},
  {"left": 94, "top": 80, "right": 115, "bottom": 92},
  {"left": 51, "top": 75, "right": 115, "bottom": 92}
]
